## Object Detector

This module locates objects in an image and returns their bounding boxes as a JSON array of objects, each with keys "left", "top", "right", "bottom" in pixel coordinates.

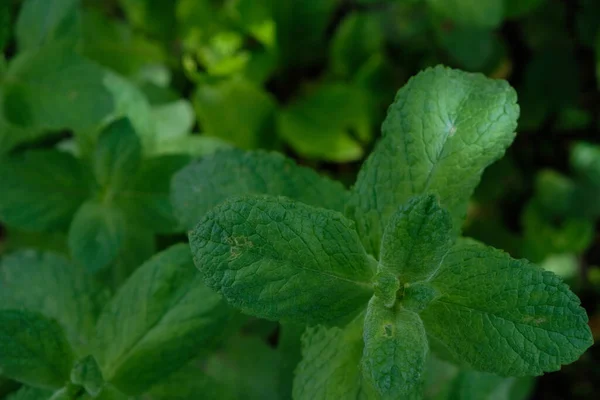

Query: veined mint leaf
[
  {"left": 68, "top": 201, "right": 126, "bottom": 274},
  {"left": 0, "top": 150, "right": 90, "bottom": 231},
  {"left": 94, "top": 244, "right": 232, "bottom": 395},
  {"left": 189, "top": 195, "right": 375, "bottom": 325},
  {"left": 362, "top": 298, "right": 428, "bottom": 399},
  {"left": 379, "top": 195, "right": 453, "bottom": 284},
  {"left": 70, "top": 355, "right": 104, "bottom": 397},
  {"left": 171, "top": 148, "right": 349, "bottom": 230},
  {"left": 293, "top": 315, "right": 375, "bottom": 400},
  {"left": 420, "top": 241, "right": 593, "bottom": 376},
  {"left": 0, "top": 310, "right": 74, "bottom": 389},
  {"left": 0, "top": 250, "right": 98, "bottom": 355},
  {"left": 94, "top": 118, "right": 142, "bottom": 193},
  {"left": 15, "top": 0, "right": 80, "bottom": 51},
  {"left": 117, "top": 154, "right": 190, "bottom": 234},
  {"left": 347, "top": 66, "right": 519, "bottom": 256}
]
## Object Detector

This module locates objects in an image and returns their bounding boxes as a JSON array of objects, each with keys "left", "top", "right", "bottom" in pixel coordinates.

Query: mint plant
[
  {"left": 183, "top": 66, "right": 593, "bottom": 398},
  {"left": 0, "top": 245, "right": 233, "bottom": 399}
]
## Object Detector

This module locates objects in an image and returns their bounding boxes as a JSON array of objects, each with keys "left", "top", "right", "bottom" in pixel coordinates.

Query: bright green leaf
[
  {"left": 193, "top": 78, "right": 276, "bottom": 149},
  {"left": 277, "top": 84, "right": 371, "bottom": 162},
  {"left": 379, "top": 195, "right": 453, "bottom": 284},
  {"left": 94, "top": 244, "right": 232, "bottom": 395},
  {"left": 362, "top": 298, "right": 428, "bottom": 399},
  {"left": 189, "top": 195, "right": 375, "bottom": 325},
  {"left": 68, "top": 201, "right": 126, "bottom": 274},
  {"left": 347, "top": 66, "right": 519, "bottom": 256},
  {"left": 0, "top": 310, "right": 74, "bottom": 389},
  {"left": 0, "top": 150, "right": 90, "bottom": 231},
  {"left": 171, "top": 148, "right": 349, "bottom": 230},
  {"left": 420, "top": 241, "right": 593, "bottom": 376},
  {"left": 0, "top": 250, "right": 98, "bottom": 355}
]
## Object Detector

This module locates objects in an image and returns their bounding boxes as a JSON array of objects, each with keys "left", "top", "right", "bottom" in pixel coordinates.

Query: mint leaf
[
  {"left": 2, "top": 42, "right": 113, "bottom": 133},
  {"left": 148, "top": 364, "right": 236, "bottom": 400},
  {"left": 68, "top": 201, "right": 126, "bottom": 274},
  {"left": 0, "top": 309, "right": 74, "bottom": 389},
  {"left": 171, "top": 148, "right": 349, "bottom": 230},
  {"left": 193, "top": 79, "right": 276, "bottom": 150},
  {"left": 0, "top": 150, "right": 90, "bottom": 231},
  {"left": 70, "top": 355, "right": 104, "bottom": 397},
  {"left": 94, "top": 118, "right": 142, "bottom": 193},
  {"left": 189, "top": 195, "right": 375, "bottom": 325},
  {"left": 277, "top": 83, "right": 371, "bottom": 162},
  {"left": 379, "top": 195, "right": 453, "bottom": 284},
  {"left": 420, "top": 241, "right": 593, "bottom": 376},
  {"left": 15, "top": 0, "right": 80, "bottom": 51},
  {"left": 362, "top": 298, "right": 428, "bottom": 399},
  {"left": 0, "top": 250, "right": 98, "bottom": 355},
  {"left": 117, "top": 154, "right": 190, "bottom": 234},
  {"left": 94, "top": 244, "right": 232, "bottom": 395},
  {"left": 347, "top": 66, "right": 519, "bottom": 255},
  {"left": 293, "top": 315, "right": 374, "bottom": 400},
  {"left": 427, "top": 0, "right": 504, "bottom": 28}
]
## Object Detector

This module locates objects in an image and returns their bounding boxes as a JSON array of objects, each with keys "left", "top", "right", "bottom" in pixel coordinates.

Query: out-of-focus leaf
[
  {"left": 426, "top": 0, "right": 504, "bottom": 28},
  {"left": 194, "top": 78, "right": 276, "bottom": 149},
  {"left": 15, "top": 0, "right": 80, "bottom": 51},
  {"left": 5, "top": 386, "right": 52, "bottom": 400},
  {"left": 435, "top": 25, "right": 500, "bottom": 71},
  {"left": 278, "top": 83, "right": 371, "bottom": 162},
  {"left": 0, "top": 150, "right": 91, "bottom": 231},
  {"left": 576, "top": 0, "right": 600, "bottom": 48},
  {"left": 81, "top": 10, "right": 165, "bottom": 76},
  {"left": 504, "top": 0, "right": 545, "bottom": 19},
  {"left": 118, "top": 0, "right": 176, "bottom": 41},
  {"left": 0, "top": 1, "right": 11, "bottom": 52},
  {"left": 149, "top": 364, "right": 235, "bottom": 400}
]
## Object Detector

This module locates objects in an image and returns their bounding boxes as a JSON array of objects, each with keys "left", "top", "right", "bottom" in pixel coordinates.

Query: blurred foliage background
[{"left": 1, "top": 0, "right": 600, "bottom": 399}]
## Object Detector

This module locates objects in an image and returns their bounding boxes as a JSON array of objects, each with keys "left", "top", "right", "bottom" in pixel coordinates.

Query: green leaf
[
  {"left": 2, "top": 42, "right": 113, "bottom": 134},
  {"left": 94, "top": 244, "right": 232, "bottom": 395},
  {"left": 5, "top": 387, "right": 52, "bottom": 400},
  {"left": 70, "top": 355, "right": 104, "bottom": 397},
  {"left": 15, "top": 0, "right": 80, "bottom": 51},
  {"left": 330, "top": 12, "right": 384, "bottom": 78},
  {"left": 362, "top": 298, "right": 428, "bottom": 399},
  {"left": 94, "top": 118, "right": 142, "bottom": 192},
  {"left": 504, "top": 0, "right": 546, "bottom": 19},
  {"left": 379, "top": 195, "right": 453, "bottom": 284},
  {"left": 68, "top": 201, "right": 126, "bottom": 274},
  {"left": 347, "top": 66, "right": 519, "bottom": 256},
  {"left": 190, "top": 195, "right": 375, "bottom": 325},
  {"left": 193, "top": 78, "right": 276, "bottom": 150},
  {"left": 171, "top": 148, "right": 349, "bottom": 230},
  {"left": 117, "top": 154, "right": 190, "bottom": 233},
  {"left": 420, "top": 241, "right": 593, "bottom": 376},
  {"left": 277, "top": 323, "right": 304, "bottom": 399},
  {"left": 426, "top": 0, "right": 504, "bottom": 28},
  {"left": 293, "top": 314, "right": 375, "bottom": 399},
  {"left": 0, "top": 1, "right": 11, "bottom": 52},
  {"left": 0, "top": 150, "right": 90, "bottom": 231},
  {"left": 0, "top": 310, "right": 74, "bottom": 389},
  {"left": 149, "top": 364, "right": 235, "bottom": 400},
  {"left": 0, "top": 250, "right": 98, "bottom": 355},
  {"left": 277, "top": 83, "right": 371, "bottom": 162}
]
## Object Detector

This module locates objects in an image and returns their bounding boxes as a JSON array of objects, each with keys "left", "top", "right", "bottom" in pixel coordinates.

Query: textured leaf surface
[
  {"left": 93, "top": 118, "right": 142, "bottom": 192},
  {"left": 94, "top": 244, "right": 232, "bottom": 395},
  {"left": 190, "top": 195, "right": 375, "bottom": 325},
  {"left": 293, "top": 316, "right": 373, "bottom": 400},
  {"left": 171, "top": 148, "right": 349, "bottom": 230},
  {"left": 347, "top": 66, "right": 519, "bottom": 255},
  {"left": 0, "top": 310, "right": 74, "bottom": 389},
  {"left": 0, "top": 250, "right": 98, "bottom": 355},
  {"left": 362, "top": 298, "right": 428, "bottom": 399},
  {"left": 420, "top": 242, "right": 593, "bottom": 376},
  {"left": 68, "top": 202, "right": 126, "bottom": 274},
  {"left": 0, "top": 150, "right": 90, "bottom": 231},
  {"left": 379, "top": 195, "right": 453, "bottom": 284}
]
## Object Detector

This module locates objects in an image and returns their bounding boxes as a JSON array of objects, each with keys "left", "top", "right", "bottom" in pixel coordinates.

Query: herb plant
[{"left": 181, "top": 66, "right": 593, "bottom": 398}]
